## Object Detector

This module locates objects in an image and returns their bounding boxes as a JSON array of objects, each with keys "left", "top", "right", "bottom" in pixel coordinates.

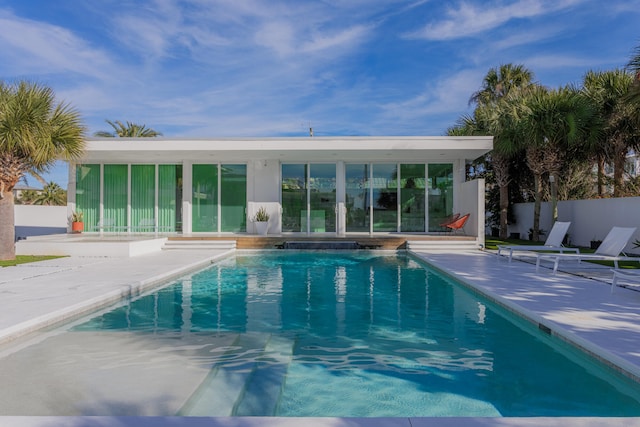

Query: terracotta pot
[{"left": 72, "top": 221, "right": 84, "bottom": 233}]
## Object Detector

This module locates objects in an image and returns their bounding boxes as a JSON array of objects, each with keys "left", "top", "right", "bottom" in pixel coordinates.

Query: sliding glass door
[
  {"left": 400, "top": 164, "right": 426, "bottom": 232},
  {"left": 75, "top": 164, "right": 100, "bottom": 231},
  {"left": 427, "top": 164, "right": 454, "bottom": 232},
  {"left": 191, "top": 163, "right": 247, "bottom": 233},
  {"left": 345, "top": 164, "right": 369, "bottom": 232},
  {"left": 221, "top": 164, "right": 247, "bottom": 232},
  {"left": 131, "top": 165, "right": 155, "bottom": 232},
  {"left": 282, "top": 163, "right": 336, "bottom": 233}
]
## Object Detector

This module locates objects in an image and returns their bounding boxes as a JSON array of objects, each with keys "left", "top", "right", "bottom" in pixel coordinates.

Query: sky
[{"left": 1, "top": 0, "right": 639, "bottom": 188}]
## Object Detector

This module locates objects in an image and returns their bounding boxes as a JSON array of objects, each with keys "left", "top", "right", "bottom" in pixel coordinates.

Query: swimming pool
[{"left": 0, "top": 251, "right": 639, "bottom": 416}]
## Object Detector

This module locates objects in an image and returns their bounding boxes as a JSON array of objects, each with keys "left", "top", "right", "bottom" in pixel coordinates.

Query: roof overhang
[{"left": 78, "top": 136, "right": 493, "bottom": 164}]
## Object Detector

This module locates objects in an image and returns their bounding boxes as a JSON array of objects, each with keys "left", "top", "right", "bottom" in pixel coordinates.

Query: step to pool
[
  {"left": 232, "top": 335, "right": 295, "bottom": 416},
  {"left": 178, "top": 332, "right": 269, "bottom": 416}
]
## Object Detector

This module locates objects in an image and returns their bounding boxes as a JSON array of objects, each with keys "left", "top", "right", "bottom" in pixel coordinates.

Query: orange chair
[
  {"left": 446, "top": 213, "right": 470, "bottom": 234},
  {"left": 438, "top": 213, "right": 460, "bottom": 228}
]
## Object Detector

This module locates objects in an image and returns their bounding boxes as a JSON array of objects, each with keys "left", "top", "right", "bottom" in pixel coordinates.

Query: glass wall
[
  {"left": 428, "top": 164, "right": 454, "bottom": 232},
  {"left": 192, "top": 164, "right": 218, "bottom": 232},
  {"left": 75, "top": 164, "right": 100, "bottom": 231},
  {"left": 400, "top": 164, "right": 426, "bottom": 232},
  {"left": 282, "top": 164, "right": 307, "bottom": 232},
  {"left": 103, "top": 165, "right": 128, "bottom": 231},
  {"left": 372, "top": 164, "right": 398, "bottom": 232},
  {"left": 282, "top": 164, "right": 336, "bottom": 233},
  {"left": 308, "top": 164, "right": 336, "bottom": 233},
  {"left": 221, "top": 164, "right": 247, "bottom": 232},
  {"left": 159, "top": 165, "right": 182, "bottom": 232},
  {"left": 131, "top": 165, "right": 155, "bottom": 232},
  {"left": 345, "top": 164, "right": 369, "bottom": 232}
]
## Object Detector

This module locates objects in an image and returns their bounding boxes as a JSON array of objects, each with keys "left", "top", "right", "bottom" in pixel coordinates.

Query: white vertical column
[
  {"left": 336, "top": 161, "right": 346, "bottom": 235},
  {"left": 127, "top": 164, "right": 132, "bottom": 234},
  {"left": 183, "top": 161, "right": 193, "bottom": 234}
]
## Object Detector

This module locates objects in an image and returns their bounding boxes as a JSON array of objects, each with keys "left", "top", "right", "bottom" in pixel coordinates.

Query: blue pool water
[{"left": 67, "top": 251, "right": 640, "bottom": 417}]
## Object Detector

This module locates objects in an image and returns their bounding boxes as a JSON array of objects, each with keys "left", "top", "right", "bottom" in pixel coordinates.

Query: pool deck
[{"left": 1, "top": 248, "right": 640, "bottom": 426}]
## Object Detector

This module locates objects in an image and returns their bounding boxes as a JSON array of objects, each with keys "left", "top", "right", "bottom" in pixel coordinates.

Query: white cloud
[
  {"left": 378, "top": 69, "right": 481, "bottom": 123},
  {"left": 407, "top": 0, "right": 584, "bottom": 40},
  {"left": 0, "top": 10, "right": 114, "bottom": 79}
]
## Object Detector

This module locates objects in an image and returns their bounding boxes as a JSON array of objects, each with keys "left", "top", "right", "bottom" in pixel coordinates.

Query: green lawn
[
  {"left": 0, "top": 255, "right": 66, "bottom": 268},
  {"left": 486, "top": 236, "right": 640, "bottom": 269}
]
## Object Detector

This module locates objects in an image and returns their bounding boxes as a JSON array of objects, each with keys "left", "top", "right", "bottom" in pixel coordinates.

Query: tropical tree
[
  {"left": 467, "top": 64, "right": 535, "bottom": 239},
  {"left": 626, "top": 43, "right": 640, "bottom": 105},
  {"left": 520, "top": 85, "right": 600, "bottom": 239},
  {"left": 94, "top": 120, "right": 162, "bottom": 137},
  {"left": 583, "top": 69, "right": 639, "bottom": 197},
  {"left": 25, "top": 182, "right": 67, "bottom": 206},
  {"left": 0, "top": 81, "right": 85, "bottom": 260}
]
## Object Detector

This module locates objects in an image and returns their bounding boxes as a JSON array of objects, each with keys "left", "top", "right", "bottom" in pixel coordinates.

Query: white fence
[{"left": 509, "top": 197, "right": 640, "bottom": 254}]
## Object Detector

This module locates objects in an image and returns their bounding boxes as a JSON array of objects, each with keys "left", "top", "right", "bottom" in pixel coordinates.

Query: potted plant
[
  {"left": 71, "top": 211, "right": 84, "bottom": 233},
  {"left": 252, "top": 206, "right": 270, "bottom": 235}
]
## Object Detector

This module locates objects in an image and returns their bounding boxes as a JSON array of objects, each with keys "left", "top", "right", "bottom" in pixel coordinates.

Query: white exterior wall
[
  {"left": 510, "top": 197, "right": 640, "bottom": 254},
  {"left": 459, "top": 179, "right": 485, "bottom": 248}
]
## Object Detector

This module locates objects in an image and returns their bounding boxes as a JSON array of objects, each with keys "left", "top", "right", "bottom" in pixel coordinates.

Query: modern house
[{"left": 66, "top": 136, "right": 492, "bottom": 248}]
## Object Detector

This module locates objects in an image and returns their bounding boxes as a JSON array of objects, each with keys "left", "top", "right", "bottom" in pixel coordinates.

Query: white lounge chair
[
  {"left": 611, "top": 269, "right": 640, "bottom": 293},
  {"left": 536, "top": 226, "right": 637, "bottom": 273},
  {"left": 497, "top": 221, "right": 578, "bottom": 262}
]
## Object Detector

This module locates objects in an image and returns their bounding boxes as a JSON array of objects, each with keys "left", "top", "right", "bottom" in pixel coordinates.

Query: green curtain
[
  {"left": 75, "top": 164, "right": 100, "bottom": 231},
  {"left": 192, "top": 164, "right": 218, "bottom": 232},
  {"left": 103, "top": 165, "right": 128, "bottom": 230},
  {"left": 159, "top": 165, "right": 180, "bottom": 232},
  {"left": 131, "top": 165, "right": 155, "bottom": 231},
  {"left": 221, "top": 164, "right": 247, "bottom": 232}
]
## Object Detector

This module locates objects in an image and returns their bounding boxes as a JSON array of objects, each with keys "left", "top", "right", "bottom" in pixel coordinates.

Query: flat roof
[{"left": 79, "top": 136, "right": 493, "bottom": 163}]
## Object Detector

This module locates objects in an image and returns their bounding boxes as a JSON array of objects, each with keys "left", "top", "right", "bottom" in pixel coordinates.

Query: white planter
[{"left": 255, "top": 221, "right": 269, "bottom": 235}]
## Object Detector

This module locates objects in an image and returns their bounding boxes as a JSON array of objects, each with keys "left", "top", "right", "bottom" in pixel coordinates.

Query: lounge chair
[
  {"left": 611, "top": 269, "right": 640, "bottom": 293},
  {"left": 446, "top": 213, "right": 470, "bottom": 234},
  {"left": 497, "top": 221, "right": 578, "bottom": 262},
  {"left": 439, "top": 213, "right": 460, "bottom": 228},
  {"left": 536, "top": 226, "right": 637, "bottom": 273}
]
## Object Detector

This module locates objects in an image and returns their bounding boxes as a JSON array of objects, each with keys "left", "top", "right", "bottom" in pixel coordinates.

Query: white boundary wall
[
  {"left": 510, "top": 197, "right": 640, "bottom": 254},
  {"left": 14, "top": 205, "right": 67, "bottom": 240}
]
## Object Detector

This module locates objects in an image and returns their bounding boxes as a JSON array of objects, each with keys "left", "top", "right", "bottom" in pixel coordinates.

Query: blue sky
[{"left": 1, "top": 0, "right": 639, "bottom": 188}]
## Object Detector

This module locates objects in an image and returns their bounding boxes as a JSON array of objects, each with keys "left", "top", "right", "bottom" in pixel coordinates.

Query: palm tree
[
  {"left": 94, "top": 120, "right": 162, "bottom": 137},
  {"left": 0, "top": 81, "right": 85, "bottom": 260},
  {"left": 583, "top": 69, "right": 638, "bottom": 197},
  {"left": 626, "top": 43, "right": 640, "bottom": 105},
  {"left": 29, "top": 182, "right": 67, "bottom": 206},
  {"left": 468, "top": 64, "right": 535, "bottom": 239},
  {"left": 521, "top": 85, "right": 600, "bottom": 239}
]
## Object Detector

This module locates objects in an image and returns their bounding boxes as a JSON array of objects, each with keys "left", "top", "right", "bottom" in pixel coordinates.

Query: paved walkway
[{"left": 1, "top": 249, "right": 640, "bottom": 426}]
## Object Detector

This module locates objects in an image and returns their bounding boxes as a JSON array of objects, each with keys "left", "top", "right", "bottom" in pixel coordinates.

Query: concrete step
[
  {"left": 406, "top": 240, "right": 481, "bottom": 251},
  {"left": 233, "top": 335, "right": 294, "bottom": 416},
  {"left": 163, "top": 240, "right": 236, "bottom": 250},
  {"left": 178, "top": 333, "right": 270, "bottom": 416}
]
